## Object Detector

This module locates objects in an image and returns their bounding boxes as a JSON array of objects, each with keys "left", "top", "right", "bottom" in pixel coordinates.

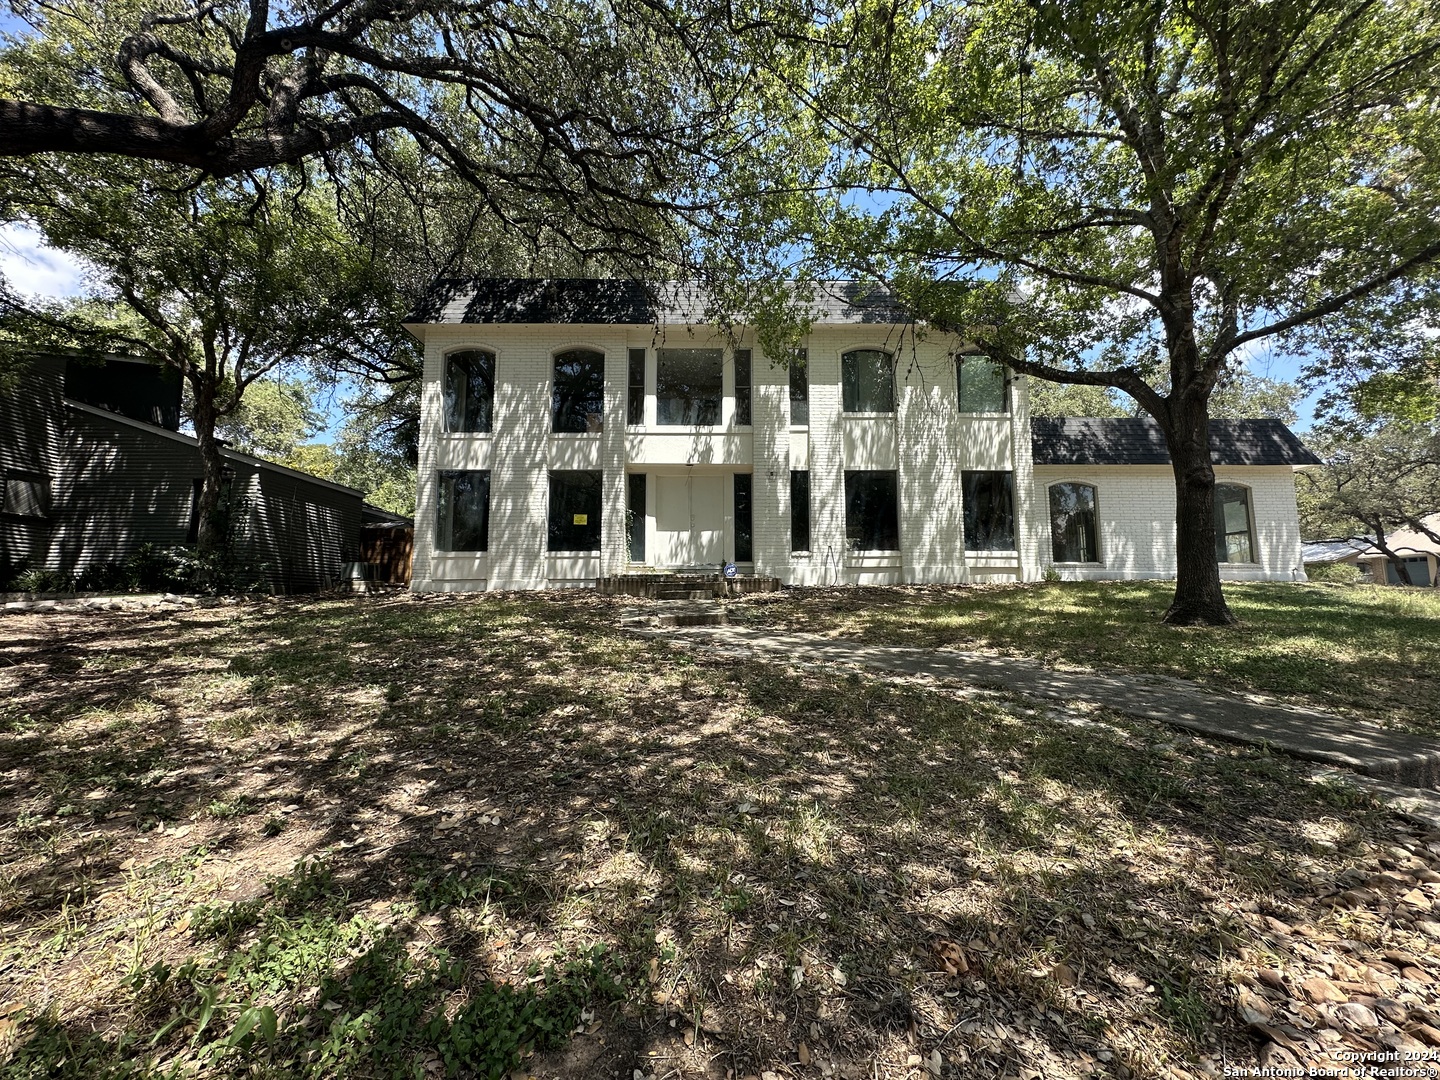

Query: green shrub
[{"left": 1305, "top": 561, "right": 1366, "bottom": 585}]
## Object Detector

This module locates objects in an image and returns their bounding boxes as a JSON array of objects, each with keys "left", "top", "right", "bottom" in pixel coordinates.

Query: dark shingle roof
[
  {"left": 405, "top": 278, "right": 909, "bottom": 326},
  {"left": 1031, "top": 417, "right": 1322, "bottom": 467}
]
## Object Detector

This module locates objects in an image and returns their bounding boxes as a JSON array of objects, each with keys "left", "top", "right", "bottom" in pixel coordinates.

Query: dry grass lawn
[{"left": 1, "top": 591, "right": 1438, "bottom": 1080}]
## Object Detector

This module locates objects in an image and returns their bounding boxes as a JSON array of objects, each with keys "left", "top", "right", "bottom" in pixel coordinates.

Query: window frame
[
  {"left": 789, "top": 351, "right": 810, "bottom": 427},
  {"left": 626, "top": 348, "right": 646, "bottom": 427},
  {"left": 962, "top": 470, "right": 1017, "bottom": 552},
  {"left": 547, "top": 470, "right": 603, "bottom": 552},
  {"left": 734, "top": 349, "right": 752, "bottom": 427},
  {"left": 1214, "top": 483, "right": 1256, "bottom": 565},
  {"left": 435, "top": 469, "right": 491, "bottom": 553},
  {"left": 957, "top": 356, "right": 1010, "bottom": 414},
  {"left": 655, "top": 347, "right": 724, "bottom": 427},
  {"left": 1047, "top": 481, "right": 1100, "bottom": 564},
  {"left": 0, "top": 470, "right": 50, "bottom": 520},
  {"left": 841, "top": 348, "right": 896, "bottom": 414},
  {"left": 442, "top": 348, "right": 496, "bottom": 435},
  {"left": 844, "top": 470, "right": 901, "bottom": 553},
  {"left": 551, "top": 347, "right": 606, "bottom": 434},
  {"left": 733, "top": 472, "right": 753, "bottom": 562},
  {"left": 790, "top": 470, "right": 811, "bottom": 554}
]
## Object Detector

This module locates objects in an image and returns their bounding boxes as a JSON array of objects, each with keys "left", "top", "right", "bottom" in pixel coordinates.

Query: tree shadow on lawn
[
  {"left": 732, "top": 582, "right": 1440, "bottom": 735},
  {"left": 1, "top": 594, "right": 1436, "bottom": 1079}
]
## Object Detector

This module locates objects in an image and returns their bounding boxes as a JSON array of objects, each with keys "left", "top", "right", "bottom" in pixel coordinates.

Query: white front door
[{"left": 654, "top": 474, "right": 725, "bottom": 568}]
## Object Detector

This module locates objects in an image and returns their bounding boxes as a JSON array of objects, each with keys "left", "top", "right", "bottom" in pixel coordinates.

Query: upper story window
[
  {"left": 842, "top": 349, "right": 895, "bottom": 413},
  {"left": 1049, "top": 482, "right": 1098, "bottom": 563},
  {"left": 1214, "top": 484, "right": 1254, "bottom": 563},
  {"left": 627, "top": 349, "right": 645, "bottom": 426},
  {"left": 552, "top": 348, "right": 605, "bottom": 433},
  {"left": 436, "top": 470, "right": 490, "bottom": 552},
  {"left": 789, "top": 352, "right": 809, "bottom": 426},
  {"left": 958, "top": 357, "right": 1008, "bottom": 413},
  {"left": 963, "top": 470, "right": 1015, "bottom": 551},
  {"left": 734, "top": 349, "right": 752, "bottom": 427},
  {"left": 657, "top": 348, "right": 722, "bottom": 426},
  {"left": 443, "top": 349, "right": 494, "bottom": 434}
]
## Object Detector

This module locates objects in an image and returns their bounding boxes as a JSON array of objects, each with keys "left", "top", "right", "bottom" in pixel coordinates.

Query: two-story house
[{"left": 403, "top": 278, "right": 1319, "bottom": 592}]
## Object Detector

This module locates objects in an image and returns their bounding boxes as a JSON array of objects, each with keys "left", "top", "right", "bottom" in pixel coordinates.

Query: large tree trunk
[
  {"left": 1162, "top": 397, "right": 1237, "bottom": 626},
  {"left": 189, "top": 378, "right": 228, "bottom": 555}
]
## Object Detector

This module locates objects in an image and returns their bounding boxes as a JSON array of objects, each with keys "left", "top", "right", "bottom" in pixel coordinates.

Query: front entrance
[{"left": 654, "top": 473, "right": 724, "bottom": 569}]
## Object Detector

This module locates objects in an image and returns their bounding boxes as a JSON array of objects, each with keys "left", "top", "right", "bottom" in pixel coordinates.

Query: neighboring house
[
  {"left": 0, "top": 355, "right": 364, "bottom": 592},
  {"left": 402, "top": 278, "right": 1321, "bottom": 592},
  {"left": 1303, "top": 518, "right": 1440, "bottom": 586}
]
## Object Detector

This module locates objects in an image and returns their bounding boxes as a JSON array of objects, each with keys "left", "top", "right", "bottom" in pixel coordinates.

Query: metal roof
[
  {"left": 405, "top": 278, "right": 910, "bottom": 327},
  {"left": 1031, "top": 417, "right": 1323, "bottom": 467}
]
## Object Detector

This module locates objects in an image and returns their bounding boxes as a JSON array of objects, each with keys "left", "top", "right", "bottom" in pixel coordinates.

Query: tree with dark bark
[
  {"left": 0, "top": 0, "right": 737, "bottom": 264},
  {"left": 729, "top": 0, "right": 1440, "bottom": 623}
]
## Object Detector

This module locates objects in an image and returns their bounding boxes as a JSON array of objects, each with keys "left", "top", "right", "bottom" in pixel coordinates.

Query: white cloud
[{"left": 0, "top": 222, "right": 92, "bottom": 299}]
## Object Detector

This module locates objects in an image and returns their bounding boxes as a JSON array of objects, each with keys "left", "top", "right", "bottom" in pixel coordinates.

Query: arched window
[
  {"left": 842, "top": 349, "right": 895, "bottom": 413},
  {"left": 552, "top": 349, "right": 605, "bottom": 433},
  {"left": 443, "top": 349, "right": 494, "bottom": 433},
  {"left": 1049, "top": 482, "right": 1098, "bottom": 563},
  {"left": 1214, "top": 484, "right": 1255, "bottom": 563}
]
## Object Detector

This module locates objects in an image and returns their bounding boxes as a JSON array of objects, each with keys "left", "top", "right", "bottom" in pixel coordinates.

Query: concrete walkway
[{"left": 641, "top": 624, "right": 1440, "bottom": 793}]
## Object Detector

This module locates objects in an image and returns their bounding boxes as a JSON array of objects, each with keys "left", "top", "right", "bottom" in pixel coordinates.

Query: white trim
[{"left": 63, "top": 399, "right": 366, "bottom": 498}]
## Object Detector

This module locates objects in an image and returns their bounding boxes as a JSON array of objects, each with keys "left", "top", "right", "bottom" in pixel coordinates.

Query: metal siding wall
[
  {"left": 248, "top": 467, "right": 361, "bottom": 593},
  {"left": 0, "top": 357, "right": 64, "bottom": 568},
  {"left": 48, "top": 407, "right": 200, "bottom": 572}
]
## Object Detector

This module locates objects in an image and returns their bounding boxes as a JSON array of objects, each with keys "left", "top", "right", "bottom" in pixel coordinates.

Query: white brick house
[{"left": 403, "top": 280, "right": 1319, "bottom": 592}]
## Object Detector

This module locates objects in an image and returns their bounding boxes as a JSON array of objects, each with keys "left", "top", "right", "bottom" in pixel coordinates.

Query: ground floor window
[
  {"left": 627, "top": 473, "right": 646, "bottom": 563},
  {"left": 1214, "top": 484, "right": 1254, "bottom": 563},
  {"left": 1049, "top": 482, "right": 1098, "bottom": 563},
  {"left": 436, "top": 470, "right": 490, "bottom": 551},
  {"left": 734, "top": 473, "right": 753, "bottom": 561},
  {"left": 1, "top": 472, "right": 49, "bottom": 518},
  {"left": 963, "top": 471, "right": 1015, "bottom": 551},
  {"left": 791, "top": 471, "right": 810, "bottom": 553},
  {"left": 548, "top": 471, "right": 602, "bottom": 551},
  {"left": 845, "top": 470, "right": 899, "bottom": 551},
  {"left": 1384, "top": 556, "right": 1432, "bottom": 586}
]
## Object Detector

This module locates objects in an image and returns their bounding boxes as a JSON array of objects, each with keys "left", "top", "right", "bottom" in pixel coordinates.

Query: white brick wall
[
  {"left": 1032, "top": 464, "right": 1306, "bottom": 581},
  {"left": 409, "top": 321, "right": 1307, "bottom": 592}
]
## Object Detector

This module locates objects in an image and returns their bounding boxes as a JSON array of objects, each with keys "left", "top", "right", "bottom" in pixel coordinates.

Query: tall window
[
  {"left": 842, "top": 349, "right": 895, "bottom": 413},
  {"left": 657, "top": 348, "right": 723, "bottom": 426},
  {"left": 734, "top": 349, "right": 752, "bottom": 426},
  {"left": 548, "top": 471, "right": 602, "bottom": 551},
  {"left": 733, "top": 473, "right": 753, "bottom": 561},
  {"left": 627, "top": 473, "right": 646, "bottom": 563},
  {"left": 436, "top": 470, "right": 490, "bottom": 551},
  {"left": 791, "top": 471, "right": 810, "bottom": 553},
  {"left": 1214, "top": 484, "right": 1254, "bottom": 563},
  {"left": 627, "top": 348, "right": 646, "bottom": 426},
  {"left": 963, "top": 471, "right": 1015, "bottom": 550},
  {"left": 789, "top": 353, "right": 809, "bottom": 426},
  {"left": 1049, "top": 482, "right": 1098, "bottom": 563},
  {"left": 552, "top": 349, "right": 605, "bottom": 433},
  {"left": 845, "top": 471, "right": 900, "bottom": 551},
  {"left": 958, "top": 358, "right": 1008, "bottom": 413},
  {"left": 443, "top": 350, "right": 494, "bottom": 433}
]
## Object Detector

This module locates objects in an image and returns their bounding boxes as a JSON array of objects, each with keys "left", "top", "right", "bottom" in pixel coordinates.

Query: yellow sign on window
[{"left": 573, "top": 514, "right": 588, "bottom": 525}]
